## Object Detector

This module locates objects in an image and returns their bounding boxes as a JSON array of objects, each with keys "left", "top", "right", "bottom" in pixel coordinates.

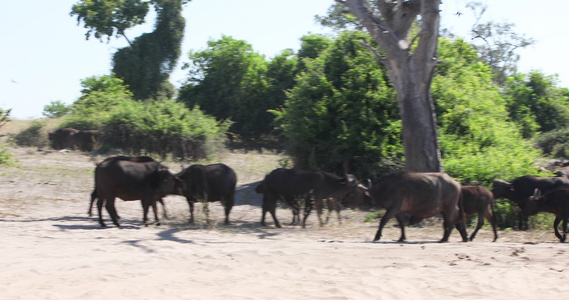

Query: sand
[{"left": 0, "top": 148, "right": 568, "bottom": 299}]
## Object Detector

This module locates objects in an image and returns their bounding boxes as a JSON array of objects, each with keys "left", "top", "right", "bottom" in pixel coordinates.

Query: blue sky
[{"left": 1, "top": 0, "right": 567, "bottom": 119}]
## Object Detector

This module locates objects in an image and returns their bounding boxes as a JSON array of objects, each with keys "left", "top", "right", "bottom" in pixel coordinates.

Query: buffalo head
[{"left": 339, "top": 179, "right": 372, "bottom": 208}]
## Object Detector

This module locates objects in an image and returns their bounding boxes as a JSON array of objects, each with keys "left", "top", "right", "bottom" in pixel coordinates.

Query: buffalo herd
[{"left": 85, "top": 153, "right": 569, "bottom": 243}]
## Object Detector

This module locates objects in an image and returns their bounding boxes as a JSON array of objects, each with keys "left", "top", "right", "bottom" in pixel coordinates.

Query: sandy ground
[{"left": 1, "top": 147, "right": 568, "bottom": 299}]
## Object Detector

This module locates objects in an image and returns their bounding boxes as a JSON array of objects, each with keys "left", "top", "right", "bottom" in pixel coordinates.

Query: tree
[
  {"left": 178, "top": 36, "right": 275, "bottom": 137},
  {"left": 71, "top": 0, "right": 152, "bottom": 45},
  {"left": 503, "top": 72, "right": 569, "bottom": 137},
  {"left": 112, "top": 0, "right": 186, "bottom": 100},
  {"left": 42, "top": 101, "right": 71, "bottom": 118},
  {"left": 336, "top": 0, "right": 442, "bottom": 172},
  {"left": 0, "top": 108, "right": 10, "bottom": 129},
  {"left": 465, "top": 2, "right": 534, "bottom": 85},
  {"left": 274, "top": 31, "right": 400, "bottom": 176},
  {"left": 71, "top": 0, "right": 188, "bottom": 100}
]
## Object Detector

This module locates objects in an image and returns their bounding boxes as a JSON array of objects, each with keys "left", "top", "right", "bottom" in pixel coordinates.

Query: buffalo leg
[
  {"left": 202, "top": 200, "right": 210, "bottom": 224},
  {"left": 141, "top": 197, "right": 151, "bottom": 226},
  {"left": 375, "top": 208, "right": 397, "bottom": 241},
  {"left": 440, "top": 219, "right": 453, "bottom": 243},
  {"left": 315, "top": 198, "right": 324, "bottom": 226},
  {"left": 562, "top": 218, "right": 568, "bottom": 242},
  {"left": 223, "top": 196, "right": 234, "bottom": 225},
  {"left": 469, "top": 214, "right": 485, "bottom": 241},
  {"left": 96, "top": 196, "right": 106, "bottom": 227},
  {"left": 262, "top": 194, "right": 281, "bottom": 228},
  {"left": 553, "top": 217, "right": 563, "bottom": 242},
  {"left": 485, "top": 209, "right": 499, "bottom": 242},
  {"left": 88, "top": 189, "right": 97, "bottom": 217},
  {"left": 150, "top": 197, "right": 160, "bottom": 226},
  {"left": 185, "top": 197, "right": 195, "bottom": 224},
  {"left": 281, "top": 194, "right": 299, "bottom": 225},
  {"left": 159, "top": 198, "right": 168, "bottom": 219},
  {"left": 330, "top": 198, "right": 342, "bottom": 225},
  {"left": 302, "top": 194, "right": 314, "bottom": 229},
  {"left": 105, "top": 197, "right": 120, "bottom": 227},
  {"left": 395, "top": 215, "right": 406, "bottom": 242}
]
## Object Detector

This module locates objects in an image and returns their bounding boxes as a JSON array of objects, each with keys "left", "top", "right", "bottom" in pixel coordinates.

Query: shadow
[
  {"left": 151, "top": 219, "right": 286, "bottom": 245},
  {"left": 120, "top": 240, "right": 158, "bottom": 253},
  {"left": 156, "top": 228, "right": 195, "bottom": 244},
  {"left": 0, "top": 214, "right": 148, "bottom": 231},
  {"left": 234, "top": 181, "right": 263, "bottom": 207},
  {"left": 366, "top": 240, "right": 447, "bottom": 245}
]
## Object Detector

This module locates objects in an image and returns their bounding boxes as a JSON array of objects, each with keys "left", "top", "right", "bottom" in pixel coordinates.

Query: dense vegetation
[{"left": 61, "top": 75, "right": 230, "bottom": 160}]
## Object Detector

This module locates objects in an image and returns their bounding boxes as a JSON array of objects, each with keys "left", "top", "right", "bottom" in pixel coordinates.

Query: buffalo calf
[
  {"left": 524, "top": 187, "right": 569, "bottom": 242},
  {"left": 462, "top": 185, "right": 498, "bottom": 242}
]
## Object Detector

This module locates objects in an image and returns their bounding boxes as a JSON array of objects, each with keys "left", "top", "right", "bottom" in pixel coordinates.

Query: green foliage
[
  {"left": 63, "top": 75, "right": 229, "bottom": 159},
  {"left": 62, "top": 75, "right": 133, "bottom": 129},
  {"left": 502, "top": 72, "right": 569, "bottom": 137},
  {"left": 315, "top": 3, "right": 362, "bottom": 32},
  {"left": 70, "top": 0, "right": 151, "bottom": 42},
  {"left": 112, "top": 0, "right": 186, "bottom": 100},
  {"left": 42, "top": 100, "right": 71, "bottom": 118},
  {"left": 179, "top": 36, "right": 290, "bottom": 137},
  {"left": 274, "top": 31, "right": 400, "bottom": 176},
  {"left": 14, "top": 120, "right": 48, "bottom": 148},
  {"left": 0, "top": 143, "right": 14, "bottom": 166},
  {"left": 101, "top": 99, "right": 230, "bottom": 159},
  {"left": 0, "top": 108, "right": 11, "bottom": 128},
  {"left": 432, "top": 39, "right": 541, "bottom": 185},
  {"left": 533, "top": 127, "right": 569, "bottom": 158}
]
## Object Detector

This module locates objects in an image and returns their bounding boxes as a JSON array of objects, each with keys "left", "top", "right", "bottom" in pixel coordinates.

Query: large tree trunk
[{"left": 338, "top": 0, "right": 443, "bottom": 172}]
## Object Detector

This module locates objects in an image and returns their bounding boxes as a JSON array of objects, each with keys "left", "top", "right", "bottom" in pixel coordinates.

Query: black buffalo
[
  {"left": 93, "top": 156, "right": 181, "bottom": 227},
  {"left": 341, "top": 171, "right": 468, "bottom": 243},
  {"left": 72, "top": 130, "right": 99, "bottom": 152},
  {"left": 462, "top": 185, "right": 498, "bottom": 242},
  {"left": 255, "top": 168, "right": 358, "bottom": 228},
  {"left": 492, "top": 175, "right": 569, "bottom": 230},
  {"left": 49, "top": 128, "right": 79, "bottom": 149},
  {"left": 176, "top": 163, "right": 237, "bottom": 224},
  {"left": 524, "top": 187, "right": 569, "bottom": 242}
]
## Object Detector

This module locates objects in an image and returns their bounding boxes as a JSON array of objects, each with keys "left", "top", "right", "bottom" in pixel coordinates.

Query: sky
[{"left": 1, "top": 0, "right": 568, "bottom": 119}]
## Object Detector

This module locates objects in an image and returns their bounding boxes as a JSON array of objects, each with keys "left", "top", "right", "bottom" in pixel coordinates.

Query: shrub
[
  {"left": 13, "top": 121, "right": 48, "bottom": 148},
  {"left": 0, "top": 143, "right": 14, "bottom": 166},
  {"left": 533, "top": 127, "right": 569, "bottom": 158},
  {"left": 100, "top": 99, "right": 231, "bottom": 160}
]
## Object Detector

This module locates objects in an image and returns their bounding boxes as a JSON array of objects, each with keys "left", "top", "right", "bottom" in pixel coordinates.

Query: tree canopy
[{"left": 71, "top": 0, "right": 188, "bottom": 100}]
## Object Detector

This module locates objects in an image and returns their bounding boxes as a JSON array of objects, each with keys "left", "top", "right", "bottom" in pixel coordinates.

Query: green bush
[
  {"left": 533, "top": 127, "right": 569, "bottom": 158},
  {"left": 100, "top": 99, "right": 231, "bottom": 160},
  {"left": 13, "top": 121, "right": 48, "bottom": 148},
  {"left": 61, "top": 75, "right": 230, "bottom": 160},
  {"left": 0, "top": 143, "right": 14, "bottom": 166}
]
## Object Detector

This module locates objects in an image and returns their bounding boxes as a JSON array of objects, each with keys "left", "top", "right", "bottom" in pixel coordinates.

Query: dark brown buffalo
[
  {"left": 255, "top": 168, "right": 358, "bottom": 228},
  {"left": 341, "top": 171, "right": 468, "bottom": 243},
  {"left": 49, "top": 128, "right": 79, "bottom": 149},
  {"left": 462, "top": 185, "right": 498, "bottom": 242},
  {"left": 255, "top": 178, "right": 301, "bottom": 227},
  {"left": 524, "top": 187, "right": 569, "bottom": 242},
  {"left": 176, "top": 163, "right": 237, "bottom": 224},
  {"left": 72, "top": 130, "right": 99, "bottom": 152},
  {"left": 93, "top": 156, "right": 181, "bottom": 227},
  {"left": 492, "top": 175, "right": 569, "bottom": 230}
]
